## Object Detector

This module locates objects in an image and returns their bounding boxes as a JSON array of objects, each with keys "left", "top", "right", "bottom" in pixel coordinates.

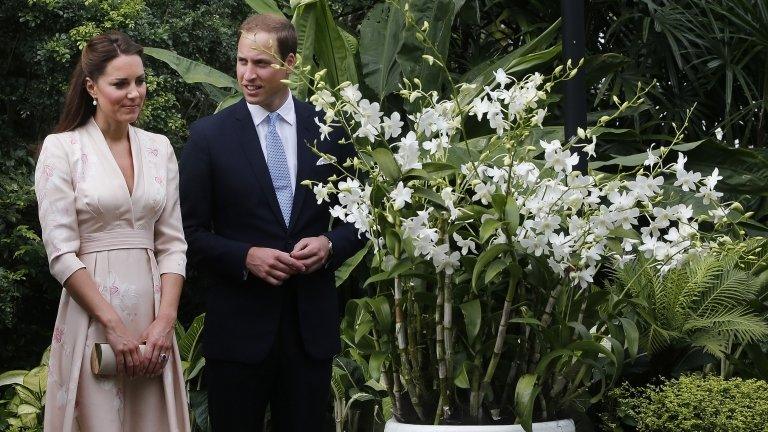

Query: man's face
[{"left": 236, "top": 31, "right": 295, "bottom": 111}]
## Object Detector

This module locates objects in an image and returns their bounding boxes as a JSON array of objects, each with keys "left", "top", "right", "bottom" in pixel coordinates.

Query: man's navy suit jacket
[{"left": 179, "top": 97, "right": 365, "bottom": 363}]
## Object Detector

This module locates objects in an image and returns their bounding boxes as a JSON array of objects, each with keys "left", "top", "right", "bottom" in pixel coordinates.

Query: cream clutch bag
[{"left": 90, "top": 343, "right": 148, "bottom": 376}]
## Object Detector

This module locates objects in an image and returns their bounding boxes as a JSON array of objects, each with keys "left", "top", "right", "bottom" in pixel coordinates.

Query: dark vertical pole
[{"left": 562, "top": 0, "right": 588, "bottom": 172}]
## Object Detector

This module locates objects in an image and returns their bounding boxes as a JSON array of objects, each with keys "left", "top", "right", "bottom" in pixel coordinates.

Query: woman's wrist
[
  {"left": 156, "top": 311, "right": 177, "bottom": 325},
  {"left": 97, "top": 309, "right": 122, "bottom": 330}
]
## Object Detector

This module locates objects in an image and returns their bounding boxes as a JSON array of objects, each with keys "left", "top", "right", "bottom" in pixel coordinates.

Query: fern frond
[
  {"left": 676, "top": 257, "right": 722, "bottom": 311},
  {"left": 689, "top": 331, "right": 729, "bottom": 358},
  {"left": 644, "top": 324, "right": 681, "bottom": 354},
  {"left": 696, "top": 267, "right": 757, "bottom": 316},
  {"left": 685, "top": 310, "right": 768, "bottom": 343}
]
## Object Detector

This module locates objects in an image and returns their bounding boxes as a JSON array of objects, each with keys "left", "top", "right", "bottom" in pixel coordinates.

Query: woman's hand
[
  {"left": 104, "top": 317, "right": 143, "bottom": 378},
  {"left": 140, "top": 313, "right": 175, "bottom": 377}
]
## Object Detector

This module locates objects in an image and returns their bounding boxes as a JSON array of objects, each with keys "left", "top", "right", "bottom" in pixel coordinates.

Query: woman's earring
[{"left": 92, "top": 98, "right": 97, "bottom": 106}]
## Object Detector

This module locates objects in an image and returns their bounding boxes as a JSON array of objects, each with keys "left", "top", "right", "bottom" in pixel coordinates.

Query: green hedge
[{"left": 601, "top": 375, "right": 768, "bottom": 432}]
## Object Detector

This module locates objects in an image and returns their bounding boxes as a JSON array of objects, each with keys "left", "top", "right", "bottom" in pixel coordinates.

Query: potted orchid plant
[{"left": 285, "top": 14, "right": 739, "bottom": 432}]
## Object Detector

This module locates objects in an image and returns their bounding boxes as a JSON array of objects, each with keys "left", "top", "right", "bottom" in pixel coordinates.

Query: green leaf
[
  {"left": 479, "top": 219, "right": 503, "bottom": 243},
  {"left": 244, "top": 0, "right": 285, "bottom": 16},
  {"left": 484, "top": 259, "right": 507, "bottom": 284},
  {"left": 460, "top": 299, "right": 482, "bottom": 345},
  {"left": 388, "top": 259, "right": 413, "bottom": 277},
  {"left": 16, "top": 404, "right": 39, "bottom": 415},
  {"left": 360, "top": 2, "right": 405, "bottom": 98},
  {"left": 382, "top": 229, "right": 398, "bottom": 254},
  {"left": 186, "top": 357, "right": 206, "bottom": 382},
  {"left": 336, "top": 241, "right": 371, "bottom": 286},
  {"left": 396, "top": 0, "right": 459, "bottom": 94},
  {"left": 372, "top": 147, "right": 402, "bottom": 181},
  {"left": 0, "top": 370, "right": 26, "bottom": 387},
  {"left": 291, "top": 0, "right": 318, "bottom": 98},
  {"left": 514, "top": 374, "right": 540, "bottom": 432},
  {"left": 472, "top": 244, "right": 509, "bottom": 290},
  {"left": 505, "top": 197, "right": 519, "bottom": 232},
  {"left": 509, "top": 317, "right": 542, "bottom": 326},
  {"left": 422, "top": 162, "right": 458, "bottom": 178},
  {"left": 619, "top": 318, "right": 640, "bottom": 361},
  {"left": 458, "top": 19, "right": 561, "bottom": 106},
  {"left": 144, "top": 47, "right": 238, "bottom": 89},
  {"left": 368, "top": 296, "right": 393, "bottom": 332},
  {"left": 215, "top": 93, "right": 243, "bottom": 113},
  {"left": 412, "top": 186, "right": 446, "bottom": 208},
  {"left": 369, "top": 351, "right": 386, "bottom": 381},
  {"left": 293, "top": 0, "right": 358, "bottom": 89},
  {"left": 686, "top": 142, "right": 768, "bottom": 195},
  {"left": 189, "top": 389, "right": 209, "bottom": 430},
  {"left": 354, "top": 318, "right": 374, "bottom": 343},
  {"left": 491, "top": 193, "right": 506, "bottom": 216},
  {"left": 588, "top": 140, "right": 704, "bottom": 169},
  {"left": 179, "top": 313, "right": 205, "bottom": 361},
  {"left": 364, "top": 271, "right": 390, "bottom": 286},
  {"left": 454, "top": 360, "right": 472, "bottom": 388}
]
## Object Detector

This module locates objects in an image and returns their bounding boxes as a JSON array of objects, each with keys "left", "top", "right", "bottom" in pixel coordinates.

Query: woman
[{"left": 35, "top": 31, "right": 190, "bottom": 432}]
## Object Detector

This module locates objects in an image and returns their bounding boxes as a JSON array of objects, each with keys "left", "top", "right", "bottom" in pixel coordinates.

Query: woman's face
[{"left": 86, "top": 54, "right": 146, "bottom": 125}]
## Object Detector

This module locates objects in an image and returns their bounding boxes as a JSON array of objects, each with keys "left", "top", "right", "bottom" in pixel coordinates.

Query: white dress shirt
[{"left": 246, "top": 92, "right": 298, "bottom": 192}]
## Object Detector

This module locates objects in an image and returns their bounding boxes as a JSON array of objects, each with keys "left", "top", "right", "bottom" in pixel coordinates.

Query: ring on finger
[{"left": 160, "top": 353, "right": 168, "bottom": 362}]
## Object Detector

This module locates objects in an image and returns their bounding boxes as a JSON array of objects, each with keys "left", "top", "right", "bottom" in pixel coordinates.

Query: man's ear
[{"left": 284, "top": 53, "right": 297, "bottom": 72}]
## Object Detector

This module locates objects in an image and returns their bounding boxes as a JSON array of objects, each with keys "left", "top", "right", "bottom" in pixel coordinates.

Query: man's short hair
[{"left": 239, "top": 14, "right": 297, "bottom": 60}]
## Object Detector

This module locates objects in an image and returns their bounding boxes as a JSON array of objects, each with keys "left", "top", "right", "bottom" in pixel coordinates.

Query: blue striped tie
[{"left": 265, "top": 112, "right": 293, "bottom": 226}]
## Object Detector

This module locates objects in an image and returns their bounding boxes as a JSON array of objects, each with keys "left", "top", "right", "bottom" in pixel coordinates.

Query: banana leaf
[
  {"left": 144, "top": 47, "right": 238, "bottom": 90},
  {"left": 359, "top": 2, "right": 405, "bottom": 99}
]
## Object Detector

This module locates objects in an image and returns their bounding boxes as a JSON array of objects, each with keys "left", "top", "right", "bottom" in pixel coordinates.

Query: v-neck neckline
[{"left": 89, "top": 117, "right": 139, "bottom": 199}]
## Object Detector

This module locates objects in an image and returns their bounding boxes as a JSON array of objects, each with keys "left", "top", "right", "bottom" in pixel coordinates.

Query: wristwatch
[{"left": 323, "top": 235, "right": 333, "bottom": 257}]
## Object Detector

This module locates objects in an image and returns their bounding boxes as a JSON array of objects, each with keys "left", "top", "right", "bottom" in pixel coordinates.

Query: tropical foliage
[
  {"left": 605, "top": 244, "right": 768, "bottom": 360},
  {"left": 0, "top": 349, "right": 48, "bottom": 431}
]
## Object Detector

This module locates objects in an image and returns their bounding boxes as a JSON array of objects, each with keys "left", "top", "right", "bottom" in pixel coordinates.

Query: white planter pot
[{"left": 384, "top": 418, "right": 575, "bottom": 432}]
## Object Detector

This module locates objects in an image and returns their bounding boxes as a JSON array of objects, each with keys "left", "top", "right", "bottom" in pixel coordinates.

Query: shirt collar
[{"left": 246, "top": 91, "right": 296, "bottom": 127}]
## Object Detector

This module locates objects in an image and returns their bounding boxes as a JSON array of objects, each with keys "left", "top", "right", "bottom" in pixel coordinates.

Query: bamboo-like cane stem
[
  {"left": 530, "top": 284, "right": 562, "bottom": 371},
  {"left": 499, "top": 363, "right": 518, "bottom": 410},
  {"left": 470, "top": 355, "right": 483, "bottom": 422},
  {"left": 394, "top": 276, "right": 427, "bottom": 421},
  {"left": 435, "top": 275, "right": 448, "bottom": 424},
  {"left": 478, "top": 275, "right": 516, "bottom": 414},
  {"left": 407, "top": 291, "right": 425, "bottom": 398},
  {"left": 442, "top": 267, "right": 454, "bottom": 399}
]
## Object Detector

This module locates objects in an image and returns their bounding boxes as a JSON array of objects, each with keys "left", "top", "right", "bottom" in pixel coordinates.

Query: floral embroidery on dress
[
  {"left": 56, "top": 386, "right": 69, "bottom": 408},
  {"left": 53, "top": 326, "right": 65, "bottom": 344},
  {"left": 106, "top": 272, "right": 139, "bottom": 323}
]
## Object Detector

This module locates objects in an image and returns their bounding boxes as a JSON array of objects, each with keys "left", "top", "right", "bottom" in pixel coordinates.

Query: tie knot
[{"left": 268, "top": 112, "right": 280, "bottom": 126}]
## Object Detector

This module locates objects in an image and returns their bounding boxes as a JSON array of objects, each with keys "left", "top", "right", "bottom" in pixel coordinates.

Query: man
[{"left": 179, "top": 14, "right": 364, "bottom": 431}]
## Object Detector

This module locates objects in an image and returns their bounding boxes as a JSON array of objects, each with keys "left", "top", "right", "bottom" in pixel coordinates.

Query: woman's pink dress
[{"left": 35, "top": 118, "right": 190, "bottom": 432}]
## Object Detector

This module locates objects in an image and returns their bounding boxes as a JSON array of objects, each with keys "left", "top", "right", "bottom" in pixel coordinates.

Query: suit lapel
[
  {"left": 289, "top": 98, "right": 316, "bottom": 231},
  {"left": 233, "top": 100, "right": 286, "bottom": 229}
]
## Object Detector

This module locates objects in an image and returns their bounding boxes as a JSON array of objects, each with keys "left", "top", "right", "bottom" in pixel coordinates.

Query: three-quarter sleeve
[
  {"left": 154, "top": 137, "right": 188, "bottom": 277},
  {"left": 35, "top": 134, "right": 86, "bottom": 285}
]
